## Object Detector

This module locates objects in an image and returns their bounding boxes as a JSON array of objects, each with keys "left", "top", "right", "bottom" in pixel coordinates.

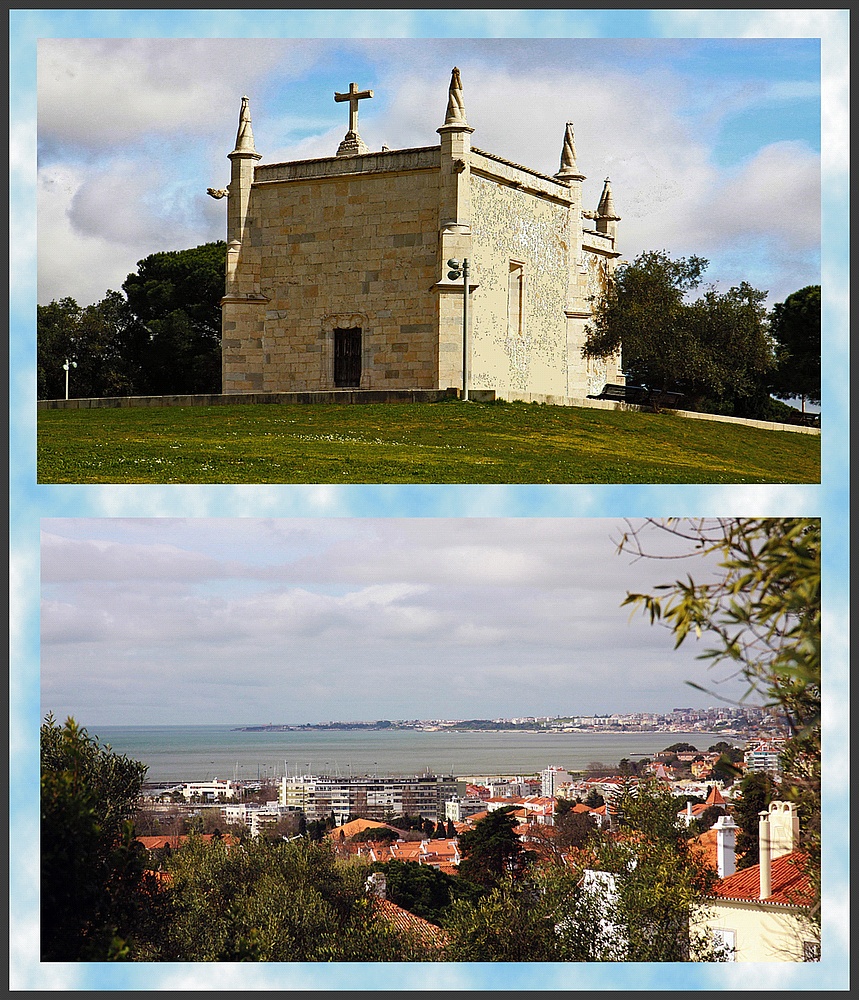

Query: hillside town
[{"left": 130, "top": 734, "right": 815, "bottom": 962}]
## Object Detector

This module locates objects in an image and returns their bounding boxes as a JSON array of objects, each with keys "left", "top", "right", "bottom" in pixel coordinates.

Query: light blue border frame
[{"left": 11, "top": 8, "right": 848, "bottom": 990}]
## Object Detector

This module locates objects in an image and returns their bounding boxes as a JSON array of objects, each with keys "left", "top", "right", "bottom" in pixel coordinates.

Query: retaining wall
[{"left": 37, "top": 387, "right": 820, "bottom": 436}]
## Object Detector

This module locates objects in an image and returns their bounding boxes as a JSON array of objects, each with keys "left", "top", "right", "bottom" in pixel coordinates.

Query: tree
[
  {"left": 350, "top": 826, "right": 399, "bottom": 843},
  {"left": 368, "top": 859, "right": 482, "bottom": 926},
  {"left": 37, "top": 241, "right": 226, "bottom": 399},
  {"left": 617, "top": 518, "right": 820, "bottom": 913},
  {"left": 769, "top": 285, "right": 821, "bottom": 410},
  {"left": 37, "top": 292, "right": 145, "bottom": 400},
  {"left": 732, "top": 771, "right": 776, "bottom": 869},
  {"left": 708, "top": 741, "right": 744, "bottom": 760},
  {"left": 457, "top": 807, "right": 535, "bottom": 888},
  {"left": 122, "top": 241, "right": 226, "bottom": 395},
  {"left": 40, "top": 714, "right": 156, "bottom": 960},
  {"left": 161, "top": 837, "right": 432, "bottom": 961},
  {"left": 583, "top": 788, "right": 604, "bottom": 809},
  {"left": 442, "top": 881, "right": 559, "bottom": 961},
  {"left": 579, "top": 780, "right": 723, "bottom": 962},
  {"left": 584, "top": 251, "right": 773, "bottom": 414},
  {"left": 531, "top": 801, "right": 598, "bottom": 865}
]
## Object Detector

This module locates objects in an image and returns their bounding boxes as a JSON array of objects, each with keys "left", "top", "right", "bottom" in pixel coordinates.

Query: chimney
[
  {"left": 768, "top": 800, "right": 799, "bottom": 858},
  {"left": 365, "top": 871, "right": 387, "bottom": 900},
  {"left": 758, "top": 809, "right": 772, "bottom": 899},
  {"left": 713, "top": 813, "right": 737, "bottom": 878}
]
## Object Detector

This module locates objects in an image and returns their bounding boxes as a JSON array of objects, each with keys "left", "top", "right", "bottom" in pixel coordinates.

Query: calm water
[{"left": 91, "top": 725, "right": 739, "bottom": 784}]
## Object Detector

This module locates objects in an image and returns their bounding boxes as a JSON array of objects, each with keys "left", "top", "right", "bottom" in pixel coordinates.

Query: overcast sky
[
  {"left": 37, "top": 36, "right": 820, "bottom": 308},
  {"left": 41, "top": 517, "right": 756, "bottom": 726}
]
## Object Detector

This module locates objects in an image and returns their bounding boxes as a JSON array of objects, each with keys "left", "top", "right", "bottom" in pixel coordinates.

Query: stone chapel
[{"left": 214, "top": 68, "right": 623, "bottom": 399}]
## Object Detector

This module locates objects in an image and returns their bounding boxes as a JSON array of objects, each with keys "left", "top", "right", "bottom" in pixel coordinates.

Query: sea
[{"left": 91, "top": 725, "right": 741, "bottom": 785}]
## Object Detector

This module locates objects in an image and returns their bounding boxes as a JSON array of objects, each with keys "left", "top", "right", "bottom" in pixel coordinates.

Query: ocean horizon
[{"left": 88, "top": 724, "right": 743, "bottom": 784}]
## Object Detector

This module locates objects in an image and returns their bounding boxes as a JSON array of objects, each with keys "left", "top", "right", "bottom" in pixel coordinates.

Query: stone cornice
[
  {"left": 582, "top": 230, "right": 622, "bottom": 258},
  {"left": 254, "top": 146, "right": 441, "bottom": 183},
  {"left": 471, "top": 147, "right": 568, "bottom": 187}
]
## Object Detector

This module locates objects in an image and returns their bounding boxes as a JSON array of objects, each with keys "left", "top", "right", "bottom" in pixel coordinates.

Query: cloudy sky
[
  {"left": 37, "top": 35, "right": 821, "bottom": 308},
  {"left": 41, "top": 517, "right": 755, "bottom": 726}
]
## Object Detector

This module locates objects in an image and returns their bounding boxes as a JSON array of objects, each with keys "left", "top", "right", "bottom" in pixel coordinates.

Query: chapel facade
[{"left": 215, "top": 68, "right": 623, "bottom": 399}]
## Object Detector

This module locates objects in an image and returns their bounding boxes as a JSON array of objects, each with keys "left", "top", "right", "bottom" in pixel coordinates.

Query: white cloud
[
  {"left": 41, "top": 517, "right": 752, "bottom": 723},
  {"left": 41, "top": 530, "right": 238, "bottom": 583},
  {"left": 37, "top": 159, "right": 224, "bottom": 305},
  {"left": 696, "top": 142, "right": 820, "bottom": 251},
  {"left": 37, "top": 38, "right": 315, "bottom": 149}
]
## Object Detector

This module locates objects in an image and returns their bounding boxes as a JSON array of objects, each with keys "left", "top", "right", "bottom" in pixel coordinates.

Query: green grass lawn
[{"left": 37, "top": 400, "right": 821, "bottom": 484}]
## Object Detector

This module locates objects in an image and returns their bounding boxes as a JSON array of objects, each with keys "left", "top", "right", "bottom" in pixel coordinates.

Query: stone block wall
[{"left": 223, "top": 152, "right": 443, "bottom": 393}]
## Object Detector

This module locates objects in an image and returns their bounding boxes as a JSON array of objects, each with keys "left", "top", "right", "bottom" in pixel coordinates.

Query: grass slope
[{"left": 37, "top": 400, "right": 820, "bottom": 484}]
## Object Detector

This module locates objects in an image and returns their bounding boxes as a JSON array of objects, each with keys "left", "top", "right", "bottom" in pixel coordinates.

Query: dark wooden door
[{"left": 334, "top": 327, "right": 361, "bottom": 387}]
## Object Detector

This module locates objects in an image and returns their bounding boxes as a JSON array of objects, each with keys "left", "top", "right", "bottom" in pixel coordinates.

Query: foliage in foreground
[
  {"left": 160, "top": 838, "right": 429, "bottom": 961},
  {"left": 40, "top": 715, "right": 155, "bottom": 960},
  {"left": 617, "top": 518, "right": 821, "bottom": 916}
]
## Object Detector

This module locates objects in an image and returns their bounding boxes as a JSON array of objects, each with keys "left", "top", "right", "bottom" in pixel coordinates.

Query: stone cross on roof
[{"left": 334, "top": 81, "right": 373, "bottom": 155}]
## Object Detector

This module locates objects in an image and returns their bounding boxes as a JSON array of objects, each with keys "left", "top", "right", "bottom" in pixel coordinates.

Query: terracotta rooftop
[
  {"left": 136, "top": 833, "right": 239, "bottom": 850},
  {"left": 711, "top": 851, "right": 813, "bottom": 907},
  {"left": 328, "top": 817, "right": 402, "bottom": 840},
  {"left": 375, "top": 898, "right": 449, "bottom": 948},
  {"left": 705, "top": 785, "right": 727, "bottom": 807}
]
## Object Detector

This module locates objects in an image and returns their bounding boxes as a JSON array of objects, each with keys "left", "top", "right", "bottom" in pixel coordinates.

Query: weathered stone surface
[{"left": 219, "top": 70, "right": 622, "bottom": 398}]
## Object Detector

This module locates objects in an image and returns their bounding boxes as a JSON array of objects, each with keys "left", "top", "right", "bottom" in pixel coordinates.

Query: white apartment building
[
  {"left": 541, "top": 765, "right": 572, "bottom": 797},
  {"left": 445, "top": 795, "right": 488, "bottom": 822},
  {"left": 221, "top": 801, "right": 300, "bottom": 837},
  {"left": 180, "top": 779, "right": 236, "bottom": 802},
  {"left": 744, "top": 740, "right": 785, "bottom": 774},
  {"left": 279, "top": 773, "right": 465, "bottom": 825}
]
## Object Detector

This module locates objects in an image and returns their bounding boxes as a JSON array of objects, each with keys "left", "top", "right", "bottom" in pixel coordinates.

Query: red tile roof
[
  {"left": 375, "top": 899, "right": 448, "bottom": 948},
  {"left": 711, "top": 851, "right": 813, "bottom": 907},
  {"left": 327, "top": 817, "right": 402, "bottom": 840},
  {"left": 136, "top": 833, "right": 239, "bottom": 850},
  {"left": 705, "top": 785, "right": 727, "bottom": 807}
]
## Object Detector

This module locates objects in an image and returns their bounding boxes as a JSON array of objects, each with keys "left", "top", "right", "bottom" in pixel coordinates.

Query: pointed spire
[
  {"left": 554, "top": 122, "right": 585, "bottom": 183},
  {"left": 595, "top": 176, "right": 620, "bottom": 241},
  {"left": 559, "top": 122, "right": 577, "bottom": 172},
  {"left": 232, "top": 96, "right": 258, "bottom": 155},
  {"left": 443, "top": 67, "right": 468, "bottom": 126},
  {"left": 597, "top": 177, "right": 619, "bottom": 220}
]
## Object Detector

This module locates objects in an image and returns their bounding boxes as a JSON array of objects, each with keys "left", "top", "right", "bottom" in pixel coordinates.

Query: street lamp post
[
  {"left": 447, "top": 258, "right": 470, "bottom": 401},
  {"left": 62, "top": 358, "right": 78, "bottom": 400}
]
